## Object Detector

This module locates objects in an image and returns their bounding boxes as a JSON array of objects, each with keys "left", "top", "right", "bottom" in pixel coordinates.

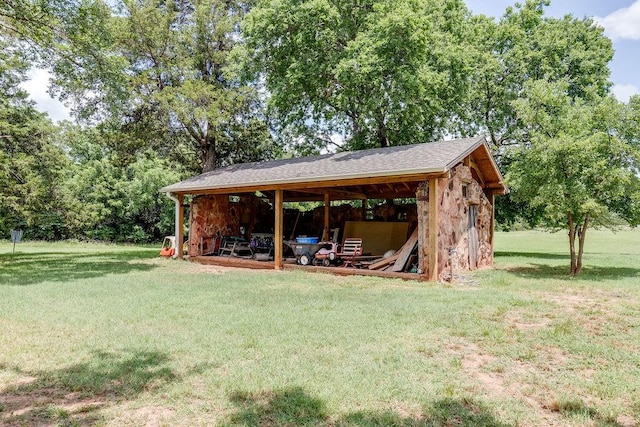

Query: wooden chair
[
  {"left": 337, "top": 237, "right": 363, "bottom": 268},
  {"left": 218, "top": 239, "right": 253, "bottom": 258}
]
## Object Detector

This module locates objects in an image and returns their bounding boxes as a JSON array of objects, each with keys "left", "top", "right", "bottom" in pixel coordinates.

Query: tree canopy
[
  {"left": 507, "top": 82, "right": 640, "bottom": 274},
  {"left": 241, "top": 0, "right": 471, "bottom": 152}
]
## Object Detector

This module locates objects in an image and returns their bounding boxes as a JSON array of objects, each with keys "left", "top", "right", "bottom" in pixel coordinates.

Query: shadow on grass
[
  {"left": 495, "top": 251, "right": 570, "bottom": 260},
  {"left": 0, "top": 250, "right": 158, "bottom": 286},
  {"left": 221, "top": 387, "right": 510, "bottom": 426},
  {"left": 0, "top": 349, "right": 177, "bottom": 426},
  {"left": 503, "top": 263, "right": 640, "bottom": 281}
]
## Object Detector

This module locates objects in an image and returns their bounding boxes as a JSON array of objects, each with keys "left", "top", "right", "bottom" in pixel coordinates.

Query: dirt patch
[
  {"left": 127, "top": 405, "right": 175, "bottom": 425},
  {"left": 446, "top": 339, "right": 582, "bottom": 426},
  {"left": 0, "top": 386, "right": 106, "bottom": 426},
  {"left": 616, "top": 414, "right": 638, "bottom": 427},
  {"left": 504, "top": 311, "right": 553, "bottom": 331}
]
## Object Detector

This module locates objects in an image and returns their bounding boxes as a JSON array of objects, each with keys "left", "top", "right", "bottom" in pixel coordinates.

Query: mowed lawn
[{"left": 0, "top": 231, "right": 639, "bottom": 426}]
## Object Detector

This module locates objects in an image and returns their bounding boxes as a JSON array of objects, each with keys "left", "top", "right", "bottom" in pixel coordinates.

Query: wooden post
[
  {"left": 323, "top": 192, "right": 330, "bottom": 242},
  {"left": 177, "top": 194, "right": 184, "bottom": 260},
  {"left": 428, "top": 179, "right": 439, "bottom": 281},
  {"left": 489, "top": 190, "right": 496, "bottom": 246},
  {"left": 274, "top": 189, "right": 284, "bottom": 270},
  {"left": 416, "top": 182, "right": 428, "bottom": 276},
  {"left": 489, "top": 190, "right": 495, "bottom": 259}
]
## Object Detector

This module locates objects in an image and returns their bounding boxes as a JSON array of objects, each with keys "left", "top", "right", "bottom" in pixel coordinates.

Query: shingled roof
[{"left": 161, "top": 136, "right": 506, "bottom": 196}]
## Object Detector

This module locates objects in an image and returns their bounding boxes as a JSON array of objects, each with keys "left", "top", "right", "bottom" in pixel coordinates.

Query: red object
[{"left": 159, "top": 247, "right": 175, "bottom": 257}]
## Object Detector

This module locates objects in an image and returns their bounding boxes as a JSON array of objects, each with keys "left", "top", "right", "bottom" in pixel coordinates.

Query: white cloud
[
  {"left": 594, "top": 0, "right": 640, "bottom": 41},
  {"left": 19, "top": 68, "right": 72, "bottom": 123},
  {"left": 612, "top": 83, "right": 639, "bottom": 102}
]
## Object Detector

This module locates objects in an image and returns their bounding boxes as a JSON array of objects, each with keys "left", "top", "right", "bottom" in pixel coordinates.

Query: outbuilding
[{"left": 160, "top": 136, "right": 507, "bottom": 281}]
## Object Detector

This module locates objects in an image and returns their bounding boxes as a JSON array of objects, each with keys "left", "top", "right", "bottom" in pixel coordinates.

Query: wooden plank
[
  {"left": 177, "top": 194, "right": 184, "bottom": 260},
  {"left": 368, "top": 253, "right": 400, "bottom": 270},
  {"left": 390, "top": 228, "right": 418, "bottom": 272},
  {"left": 274, "top": 189, "right": 283, "bottom": 270},
  {"left": 283, "top": 263, "right": 423, "bottom": 281},
  {"left": 170, "top": 172, "right": 450, "bottom": 197},
  {"left": 323, "top": 192, "right": 330, "bottom": 242}
]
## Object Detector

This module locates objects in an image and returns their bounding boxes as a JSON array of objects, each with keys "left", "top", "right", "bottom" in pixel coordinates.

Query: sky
[{"left": 21, "top": 0, "right": 640, "bottom": 123}]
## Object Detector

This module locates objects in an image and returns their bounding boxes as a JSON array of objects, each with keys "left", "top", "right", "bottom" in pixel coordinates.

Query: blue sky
[{"left": 23, "top": 0, "right": 640, "bottom": 122}]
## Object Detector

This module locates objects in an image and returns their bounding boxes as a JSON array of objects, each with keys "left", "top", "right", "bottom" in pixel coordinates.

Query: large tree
[
  {"left": 2, "top": 0, "right": 275, "bottom": 173},
  {"left": 462, "top": 0, "right": 613, "bottom": 149},
  {"left": 241, "top": 0, "right": 472, "bottom": 152},
  {"left": 110, "top": 0, "right": 274, "bottom": 172},
  {"left": 0, "top": 37, "right": 70, "bottom": 239},
  {"left": 507, "top": 82, "right": 640, "bottom": 275}
]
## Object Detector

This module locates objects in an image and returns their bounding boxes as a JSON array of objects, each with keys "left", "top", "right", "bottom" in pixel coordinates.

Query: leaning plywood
[
  {"left": 368, "top": 253, "right": 400, "bottom": 270},
  {"left": 343, "top": 221, "right": 408, "bottom": 255},
  {"left": 390, "top": 228, "right": 418, "bottom": 272}
]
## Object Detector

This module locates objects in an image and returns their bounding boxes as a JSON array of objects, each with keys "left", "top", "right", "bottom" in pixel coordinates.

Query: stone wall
[
  {"left": 188, "top": 194, "right": 274, "bottom": 256},
  {"left": 435, "top": 164, "right": 493, "bottom": 281},
  {"left": 188, "top": 195, "right": 238, "bottom": 256}
]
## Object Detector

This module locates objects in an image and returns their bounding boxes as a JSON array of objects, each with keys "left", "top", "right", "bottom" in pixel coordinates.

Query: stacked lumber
[
  {"left": 367, "top": 228, "right": 419, "bottom": 272},
  {"left": 367, "top": 253, "right": 399, "bottom": 270}
]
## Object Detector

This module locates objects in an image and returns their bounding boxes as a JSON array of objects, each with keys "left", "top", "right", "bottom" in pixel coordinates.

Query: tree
[
  {"left": 506, "top": 81, "right": 640, "bottom": 275},
  {"left": 0, "top": 36, "right": 71, "bottom": 239},
  {"left": 241, "top": 0, "right": 471, "bottom": 152},
  {"left": 2, "top": 0, "right": 276, "bottom": 173},
  {"left": 462, "top": 0, "right": 613, "bottom": 149},
  {"left": 59, "top": 124, "right": 186, "bottom": 242},
  {"left": 104, "top": 0, "right": 275, "bottom": 172},
  {"left": 459, "top": 0, "right": 615, "bottom": 228}
]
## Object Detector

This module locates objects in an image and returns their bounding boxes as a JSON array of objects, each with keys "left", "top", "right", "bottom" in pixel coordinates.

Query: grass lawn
[{"left": 0, "top": 231, "right": 639, "bottom": 426}]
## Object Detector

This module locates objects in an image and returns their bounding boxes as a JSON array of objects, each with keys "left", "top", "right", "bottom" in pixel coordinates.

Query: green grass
[{"left": 1, "top": 231, "right": 639, "bottom": 426}]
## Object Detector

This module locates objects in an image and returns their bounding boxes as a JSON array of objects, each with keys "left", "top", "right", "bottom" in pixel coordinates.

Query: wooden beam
[
  {"left": 274, "top": 189, "right": 283, "bottom": 270},
  {"left": 428, "top": 178, "right": 439, "bottom": 281},
  {"left": 390, "top": 228, "right": 418, "bottom": 272},
  {"left": 171, "top": 172, "right": 450, "bottom": 197},
  {"left": 489, "top": 190, "right": 495, "bottom": 251},
  {"left": 298, "top": 187, "right": 367, "bottom": 200},
  {"left": 177, "top": 194, "right": 184, "bottom": 260},
  {"left": 368, "top": 253, "right": 400, "bottom": 270},
  {"left": 323, "top": 192, "right": 330, "bottom": 242}
]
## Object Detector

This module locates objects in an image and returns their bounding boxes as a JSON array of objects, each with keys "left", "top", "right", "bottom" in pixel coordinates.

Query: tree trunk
[
  {"left": 568, "top": 213, "right": 589, "bottom": 276},
  {"left": 568, "top": 212, "right": 578, "bottom": 276},
  {"left": 376, "top": 115, "right": 389, "bottom": 147},
  {"left": 202, "top": 140, "right": 217, "bottom": 173},
  {"left": 575, "top": 216, "right": 589, "bottom": 276}
]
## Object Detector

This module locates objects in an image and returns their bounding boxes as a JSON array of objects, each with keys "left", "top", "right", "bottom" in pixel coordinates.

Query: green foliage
[
  {"left": 242, "top": 0, "right": 472, "bottom": 151},
  {"left": 463, "top": 0, "right": 613, "bottom": 147},
  {"left": 62, "top": 132, "right": 187, "bottom": 242},
  {"left": 508, "top": 83, "right": 639, "bottom": 227},
  {"left": 0, "top": 40, "right": 70, "bottom": 239},
  {"left": 506, "top": 81, "right": 640, "bottom": 274}
]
